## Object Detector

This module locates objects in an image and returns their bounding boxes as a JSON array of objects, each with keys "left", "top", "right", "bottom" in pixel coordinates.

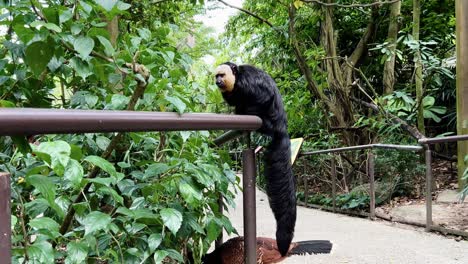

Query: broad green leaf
[
  {"left": 84, "top": 155, "right": 122, "bottom": 180},
  {"left": 107, "top": 94, "right": 128, "bottom": 110},
  {"left": 64, "top": 159, "right": 84, "bottom": 188},
  {"left": 206, "top": 219, "right": 221, "bottom": 242},
  {"left": 144, "top": 163, "right": 169, "bottom": 179},
  {"left": 137, "top": 28, "right": 151, "bottom": 41},
  {"left": 26, "top": 175, "right": 56, "bottom": 204},
  {"left": 44, "top": 22, "right": 62, "bottom": 32},
  {"left": 160, "top": 208, "right": 183, "bottom": 235},
  {"left": 25, "top": 41, "right": 54, "bottom": 76},
  {"left": 97, "top": 186, "right": 124, "bottom": 205},
  {"left": 86, "top": 177, "right": 116, "bottom": 187},
  {"left": 95, "top": 0, "right": 117, "bottom": 11},
  {"left": 153, "top": 250, "right": 169, "bottom": 264},
  {"left": 96, "top": 136, "right": 111, "bottom": 150},
  {"left": 148, "top": 233, "right": 162, "bottom": 252},
  {"left": 0, "top": 100, "right": 15, "bottom": 107},
  {"left": 27, "top": 241, "right": 54, "bottom": 263},
  {"left": 294, "top": 0, "right": 304, "bottom": 9},
  {"left": 82, "top": 211, "right": 111, "bottom": 235},
  {"left": 69, "top": 57, "right": 93, "bottom": 79},
  {"left": 180, "top": 131, "right": 191, "bottom": 142},
  {"left": 29, "top": 217, "right": 60, "bottom": 232},
  {"left": 29, "top": 217, "right": 61, "bottom": 239},
  {"left": 166, "top": 249, "right": 184, "bottom": 262},
  {"left": 166, "top": 96, "right": 186, "bottom": 114},
  {"left": 65, "top": 241, "right": 88, "bottom": 264},
  {"left": 179, "top": 181, "right": 202, "bottom": 206},
  {"left": 59, "top": 9, "right": 73, "bottom": 24},
  {"left": 74, "top": 36, "right": 94, "bottom": 59},
  {"left": 97, "top": 35, "right": 115, "bottom": 56},
  {"left": 36, "top": 141, "right": 71, "bottom": 176},
  {"left": 117, "top": 1, "right": 131, "bottom": 10}
]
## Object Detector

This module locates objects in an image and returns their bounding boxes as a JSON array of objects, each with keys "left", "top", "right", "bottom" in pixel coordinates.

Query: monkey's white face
[{"left": 215, "top": 65, "right": 235, "bottom": 93}]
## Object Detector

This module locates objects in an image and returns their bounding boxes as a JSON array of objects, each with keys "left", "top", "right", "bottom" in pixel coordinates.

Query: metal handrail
[
  {"left": 0, "top": 108, "right": 262, "bottom": 264},
  {"left": 0, "top": 108, "right": 261, "bottom": 135},
  {"left": 299, "top": 134, "right": 468, "bottom": 238}
]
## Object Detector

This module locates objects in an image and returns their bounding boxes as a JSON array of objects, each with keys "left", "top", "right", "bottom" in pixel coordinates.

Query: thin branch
[
  {"left": 58, "top": 69, "right": 149, "bottom": 237},
  {"left": 217, "top": 0, "right": 275, "bottom": 28},
  {"left": 351, "top": 97, "right": 425, "bottom": 139},
  {"left": 303, "top": 0, "right": 401, "bottom": 8}
]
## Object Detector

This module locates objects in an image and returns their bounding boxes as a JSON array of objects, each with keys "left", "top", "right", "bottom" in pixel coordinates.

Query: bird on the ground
[{"left": 201, "top": 236, "right": 333, "bottom": 264}]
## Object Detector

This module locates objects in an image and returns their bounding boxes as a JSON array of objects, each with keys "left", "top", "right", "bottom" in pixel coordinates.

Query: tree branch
[
  {"left": 217, "top": 0, "right": 275, "bottom": 28},
  {"left": 58, "top": 68, "right": 149, "bottom": 237},
  {"left": 351, "top": 97, "right": 425, "bottom": 139},
  {"left": 345, "top": 4, "right": 379, "bottom": 67},
  {"left": 303, "top": 0, "right": 401, "bottom": 8}
]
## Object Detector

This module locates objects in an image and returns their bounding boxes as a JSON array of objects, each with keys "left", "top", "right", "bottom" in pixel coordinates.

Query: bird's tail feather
[
  {"left": 289, "top": 240, "right": 333, "bottom": 255},
  {"left": 264, "top": 132, "right": 297, "bottom": 256}
]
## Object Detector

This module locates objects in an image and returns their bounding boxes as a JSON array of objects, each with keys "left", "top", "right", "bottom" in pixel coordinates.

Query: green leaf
[
  {"left": 86, "top": 177, "right": 116, "bottom": 187},
  {"left": 153, "top": 250, "right": 169, "bottom": 264},
  {"left": 44, "top": 22, "right": 62, "bottom": 32},
  {"left": 148, "top": 233, "right": 162, "bottom": 252},
  {"left": 27, "top": 241, "right": 54, "bottom": 263},
  {"left": 69, "top": 57, "right": 93, "bottom": 79},
  {"left": 144, "top": 163, "right": 169, "bottom": 179},
  {"left": 65, "top": 241, "right": 88, "bottom": 264},
  {"left": 11, "top": 135, "right": 32, "bottom": 154},
  {"left": 36, "top": 141, "right": 71, "bottom": 176},
  {"left": 84, "top": 155, "right": 123, "bottom": 180},
  {"left": 97, "top": 186, "right": 124, "bottom": 205},
  {"left": 82, "top": 211, "right": 111, "bottom": 235},
  {"left": 160, "top": 208, "right": 183, "bottom": 235},
  {"left": 74, "top": 36, "right": 95, "bottom": 59},
  {"left": 166, "top": 96, "right": 186, "bottom": 114},
  {"left": 106, "top": 94, "right": 129, "bottom": 110},
  {"left": 25, "top": 41, "right": 54, "bottom": 76},
  {"left": 27, "top": 175, "right": 56, "bottom": 204},
  {"left": 117, "top": 1, "right": 131, "bottom": 10},
  {"left": 96, "top": 136, "right": 111, "bottom": 150},
  {"left": 179, "top": 181, "right": 202, "bottom": 206},
  {"left": 180, "top": 131, "right": 191, "bottom": 142},
  {"left": 59, "top": 9, "right": 73, "bottom": 24},
  {"left": 95, "top": 0, "right": 117, "bottom": 11},
  {"left": 97, "top": 35, "right": 115, "bottom": 56},
  {"left": 0, "top": 100, "right": 15, "bottom": 107},
  {"left": 29, "top": 217, "right": 60, "bottom": 233},
  {"left": 64, "top": 159, "right": 84, "bottom": 188}
]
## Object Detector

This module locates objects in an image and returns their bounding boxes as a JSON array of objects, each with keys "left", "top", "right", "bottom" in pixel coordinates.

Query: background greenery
[{"left": 0, "top": 0, "right": 462, "bottom": 263}]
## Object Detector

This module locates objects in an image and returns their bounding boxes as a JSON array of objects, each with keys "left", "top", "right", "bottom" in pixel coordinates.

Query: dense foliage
[
  {"left": 0, "top": 0, "right": 464, "bottom": 262},
  {"left": 1, "top": 0, "right": 237, "bottom": 263}
]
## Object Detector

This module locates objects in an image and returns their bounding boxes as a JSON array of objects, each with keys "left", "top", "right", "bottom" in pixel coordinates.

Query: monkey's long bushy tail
[{"left": 264, "top": 132, "right": 297, "bottom": 256}]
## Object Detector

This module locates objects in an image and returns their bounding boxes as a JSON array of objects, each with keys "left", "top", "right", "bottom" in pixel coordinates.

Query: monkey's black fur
[{"left": 216, "top": 62, "right": 296, "bottom": 256}]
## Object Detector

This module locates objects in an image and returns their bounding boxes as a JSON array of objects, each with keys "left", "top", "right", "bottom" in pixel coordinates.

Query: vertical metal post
[
  {"left": 368, "top": 151, "right": 376, "bottom": 220},
  {"left": 304, "top": 177, "right": 309, "bottom": 207},
  {"left": 303, "top": 159, "right": 309, "bottom": 207},
  {"left": 331, "top": 155, "right": 337, "bottom": 213},
  {"left": 215, "top": 193, "right": 223, "bottom": 248},
  {"left": 0, "top": 172, "right": 11, "bottom": 263},
  {"left": 243, "top": 133, "right": 257, "bottom": 264},
  {"left": 425, "top": 145, "right": 433, "bottom": 231}
]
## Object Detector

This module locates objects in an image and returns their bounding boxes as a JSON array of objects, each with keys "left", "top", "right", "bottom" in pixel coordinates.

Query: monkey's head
[{"left": 215, "top": 62, "right": 237, "bottom": 93}]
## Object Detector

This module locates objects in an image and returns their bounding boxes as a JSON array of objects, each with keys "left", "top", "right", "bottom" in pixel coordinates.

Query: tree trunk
[
  {"left": 413, "top": 0, "right": 425, "bottom": 135},
  {"left": 456, "top": 0, "right": 468, "bottom": 190},
  {"left": 383, "top": 1, "right": 401, "bottom": 95}
]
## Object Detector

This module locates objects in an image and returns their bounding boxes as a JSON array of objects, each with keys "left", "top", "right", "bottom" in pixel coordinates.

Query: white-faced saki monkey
[{"left": 214, "top": 62, "right": 296, "bottom": 256}]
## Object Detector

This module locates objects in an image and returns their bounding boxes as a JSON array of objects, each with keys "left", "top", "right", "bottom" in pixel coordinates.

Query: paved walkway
[{"left": 224, "top": 186, "right": 468, "bottom": 264}]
